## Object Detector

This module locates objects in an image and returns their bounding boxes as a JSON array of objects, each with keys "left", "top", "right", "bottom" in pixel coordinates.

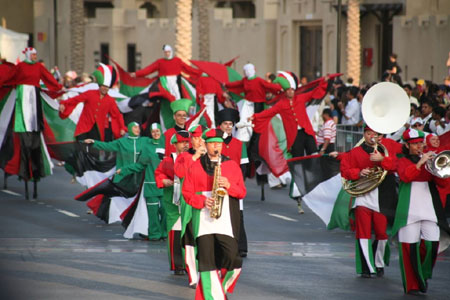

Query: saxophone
[{"left": 210, "top": 154, "right": 228, "bottom": 219}]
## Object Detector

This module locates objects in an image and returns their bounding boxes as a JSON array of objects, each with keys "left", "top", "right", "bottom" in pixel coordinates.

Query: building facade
[{"left": 1, "top": 0, "right": 449, "bottom": 84}]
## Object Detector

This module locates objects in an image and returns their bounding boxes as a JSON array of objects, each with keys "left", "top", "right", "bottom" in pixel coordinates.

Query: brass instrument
[
  {"left": 342, "top": 142, "right": 389, "bottom": 196},
  {"left": 210, "top": 153, "right": 227, "bottom": 219},
  {"left": 342, "top": 82, "right": 410, "bottom": 196},
  {"left": 425, "top": 150, "right": 450, "bottom": 178}
]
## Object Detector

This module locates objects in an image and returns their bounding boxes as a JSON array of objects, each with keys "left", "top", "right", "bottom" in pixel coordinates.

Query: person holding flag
[
  {"left": 59, "top": 63, "right": 126, "bottom": 142},
  {"left": 130, "top": 44, "right": 200, "bottom": 113},
  {"left": 118, "top": 124, "right": 166, "bottom": 241},
  {"left": 224, "top": 63, "right": 282, "bottom": 113},
  {"left": 340, "top": 125, "right": 398, "bottom": 278},
  {"left": 155, "top": 130, "right": 190, "bottom": 275},
  {"left": 1, "top": 47, "right": 63, "bottom": 197},
  {"left": 78, "top": 122, "right": 147, "bottom": 221},
  {"left": 392, "top": 128, "right": 450, "bottom": 294},
  {"left": 182, "top": 128, "right": 246, "bottom": 300},
  {"left": 249, "top": 72, "right": 329, "bottom": 213}
]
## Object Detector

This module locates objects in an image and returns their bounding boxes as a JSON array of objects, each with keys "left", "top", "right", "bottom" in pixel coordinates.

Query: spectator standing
[
  {"left": 340, "top": 86, "right": 360, "bottom": 126},
  {"left": 316, "top": 108, "right": 336, "bottom": 154}
]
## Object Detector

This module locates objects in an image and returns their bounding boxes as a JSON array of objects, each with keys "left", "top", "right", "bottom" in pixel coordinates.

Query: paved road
[{"left": 0, "top": 166, "right": 449, "bottom": 300}]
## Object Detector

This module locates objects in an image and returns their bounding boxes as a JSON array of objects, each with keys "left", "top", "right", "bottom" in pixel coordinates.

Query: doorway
[{"left": 300, "top": 25, "right": 322, "bottom": 81}]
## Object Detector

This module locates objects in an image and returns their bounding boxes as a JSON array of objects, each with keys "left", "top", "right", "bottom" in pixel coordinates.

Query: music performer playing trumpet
[
  {"left": 182, "top": 128, "right": 246, "bottom": 300},
  {"left": 392, "top": 129, "right": 450, "bottom": 294},
  {"left": 340, "top": 125, "right": 398, "bottom": 278}
]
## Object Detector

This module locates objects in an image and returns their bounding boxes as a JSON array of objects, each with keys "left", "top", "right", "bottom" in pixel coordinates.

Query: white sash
[{"left": 197, "top": 191, "right": 234, "bottom": 238}]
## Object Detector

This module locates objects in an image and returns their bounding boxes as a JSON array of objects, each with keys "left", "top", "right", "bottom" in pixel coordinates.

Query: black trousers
[
  {"left": 18, "top": 132, "right": 44, "bottom": 181},
  {"left": 290, "top": 129, "right": 318, "bottom": 157},
  {"left": 197, "top": 234, "right": 241, "bottom": 272},
  {"left": 318, "top": 143, "right": 335, "bottom": 154},
  {"left": 238, "top": 210, "right": 248, "bottom": 253}
]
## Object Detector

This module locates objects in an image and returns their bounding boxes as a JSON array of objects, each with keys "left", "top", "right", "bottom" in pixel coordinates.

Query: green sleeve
[
  {"left": 93, "top": 139, "right": 120, "bottom": 152},
  {"left": 120, "top": 162, "right": 146, "bottom": 177}
]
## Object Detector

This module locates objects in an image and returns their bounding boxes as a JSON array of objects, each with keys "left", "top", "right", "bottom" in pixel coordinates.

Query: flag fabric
[
  {"left": 109, "top": 57, "right": 155, "bottom": 97},
  {"left": 288, "top": 154, "right": 352, "bottom": 230},
  {"left": 258, "top": 115, "right": 290, "bottom": 177},
  {"left": 0, "top": 89, "right": 55, "bottom": 177},
  {"left": 190, "top": 60, "right": 243, "bottom": 101},
  {"left": 440, "top": 131, "right": 450, "bottom": 148}
]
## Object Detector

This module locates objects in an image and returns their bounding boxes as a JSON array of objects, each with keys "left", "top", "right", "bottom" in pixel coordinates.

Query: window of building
[
  {"left": 140, "top": 1, "right": 161, "bottom": 18},
  {"left": 100, "top": 43, "right": 109, "bottom": 64},
  {"left": 84, "top": 0, "right": 114, "bottom": 19},
  {"left": 216, "top": 1, "right": 255, "bottom": 18},
  {"left": 127, "top": 44, "right": 136, "bottom": 72}
]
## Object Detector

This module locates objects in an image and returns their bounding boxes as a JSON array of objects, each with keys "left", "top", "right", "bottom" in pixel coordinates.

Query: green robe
[
  {"left": 120, "top": 139, "right": 163, "bottom": 198},
  {"left": 93, "top": 136, "right": 149, "bottom": 193}
]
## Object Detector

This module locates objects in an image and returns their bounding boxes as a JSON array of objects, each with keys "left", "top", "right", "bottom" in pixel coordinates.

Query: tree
[
  {"left": 346, "top": 0, "right": 360, "bottom": 86},
  {"left": 175, "top": 0, "right": 193, "bottom": 63},
  {"left": 197, "top": 0, "right": 210, "bottom": 61},
  {"left": 70, "top": 0, "right": 85, "bottom": 75}
]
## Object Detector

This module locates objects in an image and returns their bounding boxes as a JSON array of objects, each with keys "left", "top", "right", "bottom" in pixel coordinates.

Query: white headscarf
[
  {"left": 22, "top": 47, "right": 37, "bottom": 62},
  {"left": 243, "top": 63, "right": 256, "bottom": 78},
  {"left": 162, "top": 44, "right": 174, "bottom": 60}
]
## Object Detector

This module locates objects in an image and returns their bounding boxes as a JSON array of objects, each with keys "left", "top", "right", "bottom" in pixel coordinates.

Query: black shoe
[
  {"left": 419, "top": 280, "right": 428, "bottom": 293},
  {"left": 174, "top": 269, "right": 185, "bottom": 275},
  {"left": 239, "top": 251, "right": 248, "bottom": 258},
  {"left": 160, "top": 237, "right": 167, "bottom": 241},
  {"left": 189, "top": 283, "right": 197, "bottom": 289},
  {"left": 407, "top": 289, "right": 420, "bottom": 295},
  {"left": 376, "top": 267, "right": 384, "bottom": 277},
  {"left": 361, "top": 271, "right": 371, "bottom": 278}
]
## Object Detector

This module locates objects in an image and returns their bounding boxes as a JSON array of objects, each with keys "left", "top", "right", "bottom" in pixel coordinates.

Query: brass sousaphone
[{"left": 342, "top": 82, "right": 410, "bottom": 196}]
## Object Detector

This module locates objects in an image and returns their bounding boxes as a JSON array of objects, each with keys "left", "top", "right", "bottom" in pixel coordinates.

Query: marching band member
[
  {"left": 392, "top": 128, "right": 450, "bottom": 294},
  {"left": 164, "top": 99, "right": 192, "bottom": 155},
  {"left": 174, "top": 125, "right": 206, "bottom": 288},
  {"left": 217, "top": 108, "right": 249, "bottom": 257},
  {"left": 340, "top": 125, "right": 398, "bottom": 278},
  {"left": 182, "top": 129, "right": 246, "bottom": 300},
  {"left": 155, "top": 130, "right": 190, "bottom": 275}
]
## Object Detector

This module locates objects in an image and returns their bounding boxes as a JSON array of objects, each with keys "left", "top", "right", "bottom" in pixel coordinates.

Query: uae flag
[
  {"left": 190, "top": 59, "right": 243, "bottom": 102},
  {"left": 288, "top": 154, "right": 351, "bottom": 231},
  {"left": 0, "top": 89, "right": 54, "bottom": 177},
  {"left": 76, "top": 177, "right": 137, "bottom": 224},
  {"left": 111, "top": 57, "right": 198, "bottom": 130}
]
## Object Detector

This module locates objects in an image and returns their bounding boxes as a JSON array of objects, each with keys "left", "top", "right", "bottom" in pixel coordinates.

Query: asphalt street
[{"left": 0, "top": 165, "right": 449, "bottom": 300}]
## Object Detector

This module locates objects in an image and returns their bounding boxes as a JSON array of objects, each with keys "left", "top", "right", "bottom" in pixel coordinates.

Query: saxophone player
[
  {"left": 340, "top": 125, "right": 400, "bottom": 278},
  {"left": 182, "top": 128, "right": 246, "bottom": 300}
]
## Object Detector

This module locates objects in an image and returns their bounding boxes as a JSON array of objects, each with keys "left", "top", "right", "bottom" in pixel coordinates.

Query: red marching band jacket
[
  {"left": 340, "top": 139, "right": 399, "bottom": 181},
  {"left": 182, "top": 159, "right": 246, "bottom": 210},
  {"left": 155, "top": 155, "right": 175, "bottom": 188}
]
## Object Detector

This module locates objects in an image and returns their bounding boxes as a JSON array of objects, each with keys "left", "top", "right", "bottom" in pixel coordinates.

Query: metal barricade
[{"left": 335, "top": 125, "right": 363, "bottom": 153}]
